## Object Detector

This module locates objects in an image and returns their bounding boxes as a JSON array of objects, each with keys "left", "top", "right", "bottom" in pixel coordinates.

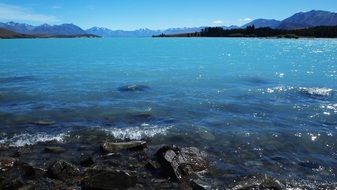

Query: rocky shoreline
[
  {"left": 1, "top": 138, "right": 337, "bottom": 189},
  {"left": 0, "top": 140, "right": 214, "bottom": 190}
]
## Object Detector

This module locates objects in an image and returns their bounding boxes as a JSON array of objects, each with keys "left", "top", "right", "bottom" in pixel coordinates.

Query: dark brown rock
[
  {"left": 100, "top": 141, "right": 147, "bottom": 153},
  {"left": 0, "top": 157, "right": 16, "bottom": 171},
  {"left": 82, "top": 168, "right": 137, "bottom": 190},
  {"left": 47, "top": 160, "right": 80, "bottom": 181}
]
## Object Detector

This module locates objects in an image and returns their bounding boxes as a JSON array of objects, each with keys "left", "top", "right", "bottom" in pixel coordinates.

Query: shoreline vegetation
[
  {"left": 0, "top": 28, "right": 100, "bottom": 39},
  {"left": 153, "top": 25, "right": 337, "bottom": 39}
]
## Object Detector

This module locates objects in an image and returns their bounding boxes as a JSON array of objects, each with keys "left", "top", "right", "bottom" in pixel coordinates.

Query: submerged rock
[
  {"left": 118, "top": 84, "right": 150, "bottom": 92},
  {"left": 0, "top": 157, "right": 16, "bottom": 171},
  {"left": 82, "top": 168, "right": 137, "bottom": 190},
  {"left": 155, "top": 146, "right": 209, "bottom": 182},
  {"left": 47, "top": 160, "right": 80, "bottom": 181},
  {"left": 100, "top": 141, "right": 147, "bottom": 153},
  {"left": 32, "top": 120, "right": 55, "bottom": 126},
  {"left": 132, "top": 113, "right": 153, "bottom": 122},
  {"left": 197, "top": 129, "right": 215, "bottom": 141},
  {"left": 44, "top": 146, "right": 65, "bottom": 154}
]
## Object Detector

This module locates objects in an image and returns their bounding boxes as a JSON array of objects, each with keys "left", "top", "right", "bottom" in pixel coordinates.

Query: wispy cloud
[
  {"left": 0, "top": 3, "right": 59, "bottom": 23},
  {"left": 212, "top": 20, "right": 224, "bottom": 24},
  {"left": 51, "top": 5, "right": 62, "bottom": 9}
]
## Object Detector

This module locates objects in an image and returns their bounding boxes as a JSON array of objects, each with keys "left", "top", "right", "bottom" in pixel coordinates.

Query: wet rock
[
  {"left": 80, "top": 156, "right": 94, "bottom": 167},
  {"left": 118, "top": 84, "right": 150, "bottom": 92},
  {"left": 82, "top": 168, "right": 137, "bottom": 190},
  {"left": 47, "top": 160, "right": 80, "bottom": 181},
  {"left": 44, "top": 146, "right": 65, "bottom": 154},
  {"left": 15, "top": 162, "right": 47, "bottom": 179},
  {"left": 156, "top": 146, "right": 209, "bottom": 182},
  {"left": 32, "top": 120, "right": 55, "bottom": 126},
  {"left": 100, "top": 141, "right": 147, "bottom": 153},
  {"left": 0, "top": 157, "right": 16, "bottom": 171}
]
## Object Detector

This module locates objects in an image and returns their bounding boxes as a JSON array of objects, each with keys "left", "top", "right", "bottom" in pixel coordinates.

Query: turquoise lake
[{"left": 0, "top": 38, "right": 336, "bottom": 187}]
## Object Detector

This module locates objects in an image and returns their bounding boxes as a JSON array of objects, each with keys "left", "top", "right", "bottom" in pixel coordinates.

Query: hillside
[
  {"left": 0, "top": 28, "right": 34, "bottom": 38},
  {"left": 243, "top": 19, "right": 281, "bottom": 29},
  {"left": 278, "top": 10, "right": 337, "bottom": 29}
]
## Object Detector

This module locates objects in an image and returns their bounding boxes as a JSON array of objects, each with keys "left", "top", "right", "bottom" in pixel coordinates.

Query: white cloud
[
  {"left": 0, "top": 3, "right": 59, "bottom": 23},
  {"left": 239, "top": 18, "right": 253, "bottom": 22},
  {"left": 212, "top": 20, "right": 224, "bottom": 24}
]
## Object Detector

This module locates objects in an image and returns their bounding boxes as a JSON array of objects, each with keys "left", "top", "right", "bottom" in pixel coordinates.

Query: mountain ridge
[{"left": 1, "top": 10, "right": 336, "bottom": 37}]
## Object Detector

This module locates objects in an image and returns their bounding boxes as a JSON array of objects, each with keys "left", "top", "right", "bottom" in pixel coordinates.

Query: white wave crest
[
  {"left": 266, "top": 86, "right": 294, "bottom": 94},
  {"left": 102, "top": 124, "right": 172, "bottom": 140},
  {"left": 300, "top": 87, "right": 333, "bottom": 96},
  {"left": 0, "top": 133, "right": 69, "bottom": 147}
]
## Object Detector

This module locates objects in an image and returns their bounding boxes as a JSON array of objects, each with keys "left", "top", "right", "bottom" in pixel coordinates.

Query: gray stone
[
  {"left": 47, "top": 160, "right": 80, "bottom": 181},
  {"left": 100, "top": 141, "right": 147, "bottom": 153},
  {"left": 44, "top": 146, "right": 65, "bottom": 154},
  {"left": 156, "top": 146, "right": 209, "bottom": 182}
]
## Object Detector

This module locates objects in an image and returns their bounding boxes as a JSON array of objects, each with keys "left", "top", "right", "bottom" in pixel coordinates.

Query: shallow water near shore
[{"left": 0, "top": 38, "right": 337, "bottom": 188}]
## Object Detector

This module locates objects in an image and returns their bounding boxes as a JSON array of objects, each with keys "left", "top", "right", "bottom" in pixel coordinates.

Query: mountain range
[
  {"left": 0, "top": 22, "right": 87, "bottom": 35},
  {"left": 1, "top": 10, "right": 336, "bottom": 37},
  {"left": 244, "top": 10, "right": 337, "bottom": 30}
]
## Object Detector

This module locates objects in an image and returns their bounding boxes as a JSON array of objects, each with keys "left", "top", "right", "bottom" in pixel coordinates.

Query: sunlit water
[{"left": 0, "top": 38, "right": 336, "bottom": 187}]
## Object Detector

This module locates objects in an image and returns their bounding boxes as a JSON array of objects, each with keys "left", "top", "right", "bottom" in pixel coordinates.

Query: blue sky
[{"left": 0, "top": 0, "right": 336, "bottom": 30}]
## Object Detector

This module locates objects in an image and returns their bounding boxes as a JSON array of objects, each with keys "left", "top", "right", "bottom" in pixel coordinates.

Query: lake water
[{"left": 0, "top": 38, "right": 336, "bottom": 188}]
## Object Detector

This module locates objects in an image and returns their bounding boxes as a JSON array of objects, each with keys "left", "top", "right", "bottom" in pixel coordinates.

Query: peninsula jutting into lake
[
  {"left": 153, "top": 25, "right": 337, "bottom": 38},
  {"left": 1, "top": 1, "right": 337, "bottom": 190}
]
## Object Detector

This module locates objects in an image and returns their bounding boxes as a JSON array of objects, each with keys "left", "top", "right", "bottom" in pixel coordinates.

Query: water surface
[{"left": 0, "top": 38, "right": 336, "bottom": 188}]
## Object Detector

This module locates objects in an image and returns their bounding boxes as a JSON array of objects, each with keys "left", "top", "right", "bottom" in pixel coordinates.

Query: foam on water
[
  {"left": 102, "top": 124, "right": 172, "bottom": 140},
  {"left": 264, "top": 86, "right": 334, "bottom": 97},
  {"left": 0, "top": 132, "right": 69, "bottom": 147}
]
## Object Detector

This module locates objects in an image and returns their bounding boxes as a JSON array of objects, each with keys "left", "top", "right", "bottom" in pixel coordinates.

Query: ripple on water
[{"left": 299, "top": 87, "right": 333, "bottom": 97}]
